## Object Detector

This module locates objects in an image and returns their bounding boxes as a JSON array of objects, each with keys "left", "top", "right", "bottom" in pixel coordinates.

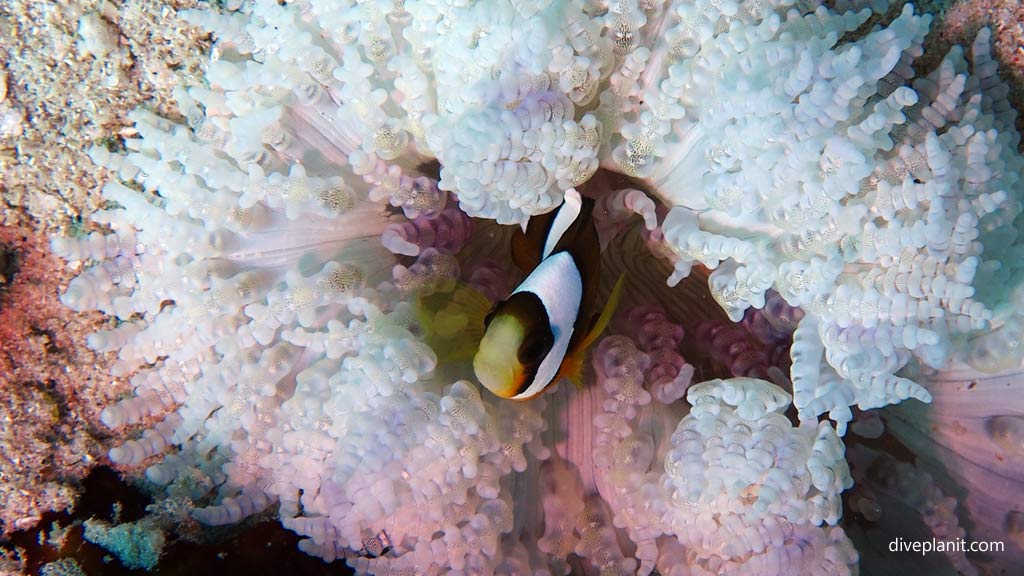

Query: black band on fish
[
  {"left": 490, "top": 291, "right": 554, "bottom": 395},
  {"left": 510, "top": 252, "right": 583, "bottom": 399}
]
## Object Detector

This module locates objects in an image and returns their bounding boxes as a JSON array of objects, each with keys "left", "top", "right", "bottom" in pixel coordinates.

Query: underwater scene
[{"left": 1, "top": 0, "right": 1023, "bottom": 574}]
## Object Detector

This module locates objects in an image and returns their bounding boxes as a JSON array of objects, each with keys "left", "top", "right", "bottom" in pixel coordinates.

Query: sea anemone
[{"left": 51, "top": 0, "right": 1024, "bottom": 573}]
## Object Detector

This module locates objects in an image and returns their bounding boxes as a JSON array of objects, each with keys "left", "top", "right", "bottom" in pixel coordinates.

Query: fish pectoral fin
[
  {"left": 415, "top": 283, "right": 494, "bottom": 364},
  {"left": 556, "top": 349, "right": 587, "bottom": 391},
  {"left": 556, "top": 273, "right": 627, "bottom": 392},
  {"left": 449, "top": 283, "right": 493, "bottom": 340},
  {"left": 568, "top": 362, "right": 586, "bottom": 391}
]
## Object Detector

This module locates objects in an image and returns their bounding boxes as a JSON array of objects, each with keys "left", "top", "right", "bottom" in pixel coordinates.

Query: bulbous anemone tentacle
[{"left": 48, "top": 0, "right": 1024, "bottom": 574}]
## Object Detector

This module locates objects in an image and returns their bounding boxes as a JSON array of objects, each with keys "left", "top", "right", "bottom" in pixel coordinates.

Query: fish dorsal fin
[
  {"left": 557, "top": 272, "right": 627, "bottom": 389},
  {"left": 579, "top": 272, "right": 626, "bottom": 353},
  {"left": 510, "top": 189, "right": 584, "bottom": 273},
  {"left": 511, "top": 213, "right": 553, "bottom": 273},
  {"left": 542, "top": 188, "right": 582, "bottom": 260}
]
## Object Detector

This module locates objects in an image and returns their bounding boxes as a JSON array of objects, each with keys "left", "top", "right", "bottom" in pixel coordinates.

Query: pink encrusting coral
[
  {"left": 47, "top": 0, "right": 1024, "bottom": 573},
  {"left": 0, "top": 224, "right": 133, "bottom": 535}
]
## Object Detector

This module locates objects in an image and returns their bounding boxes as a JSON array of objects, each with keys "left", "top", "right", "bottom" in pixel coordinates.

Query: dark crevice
[
  {"left": 0, "top": 466, "right": 355, "bottom": 576},
  {"left": 0, "top": 242, "right": 20, "bottom": 299}
]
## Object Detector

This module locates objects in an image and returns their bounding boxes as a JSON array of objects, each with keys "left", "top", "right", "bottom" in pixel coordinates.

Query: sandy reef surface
[{"left": 0, "top": 0, "right": 1021, "bottom": 566}]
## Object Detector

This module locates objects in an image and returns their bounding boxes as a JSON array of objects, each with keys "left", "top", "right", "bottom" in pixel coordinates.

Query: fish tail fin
[
  {"left": 558, "top": 272, "right": 627, "bottom": 390},
  {"left": 415, "top": 283, "right": 493, "bottom": 364}
]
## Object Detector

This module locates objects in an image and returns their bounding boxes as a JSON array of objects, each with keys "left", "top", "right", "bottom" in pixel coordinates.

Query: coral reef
[
  {"left": 0, "top": 225, "right": 130, "bottom": 535},
  {"left": 924, "top": 0, "right": 1024, "bottom": 138},
  {"left": 0, "top": 0, "right": 209, "bottom": 227},
  {"left": 41, "top": 0, "right": 1024, "bottom": 574},
  {"left": 0, "top": 0, "right": 210, "bottom": 536},
  {"left": 38, "top": 558, "right": 86, "bottom": 576},
  {"left": 0, "top": 465, "right": 355, "bottom": 575},
  {"left": 82, "top": 516, "right": 166, "bottom": 571}
]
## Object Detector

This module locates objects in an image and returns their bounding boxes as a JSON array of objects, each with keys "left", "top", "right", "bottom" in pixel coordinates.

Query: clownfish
[{"left": 472, "top": 188, "right": 625, "bottom": 400}]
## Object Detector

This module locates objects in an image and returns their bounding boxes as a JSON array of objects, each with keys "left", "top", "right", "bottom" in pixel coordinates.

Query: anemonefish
[{"left": 472, "top": 188, "right": 625, "bottom": 401}]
